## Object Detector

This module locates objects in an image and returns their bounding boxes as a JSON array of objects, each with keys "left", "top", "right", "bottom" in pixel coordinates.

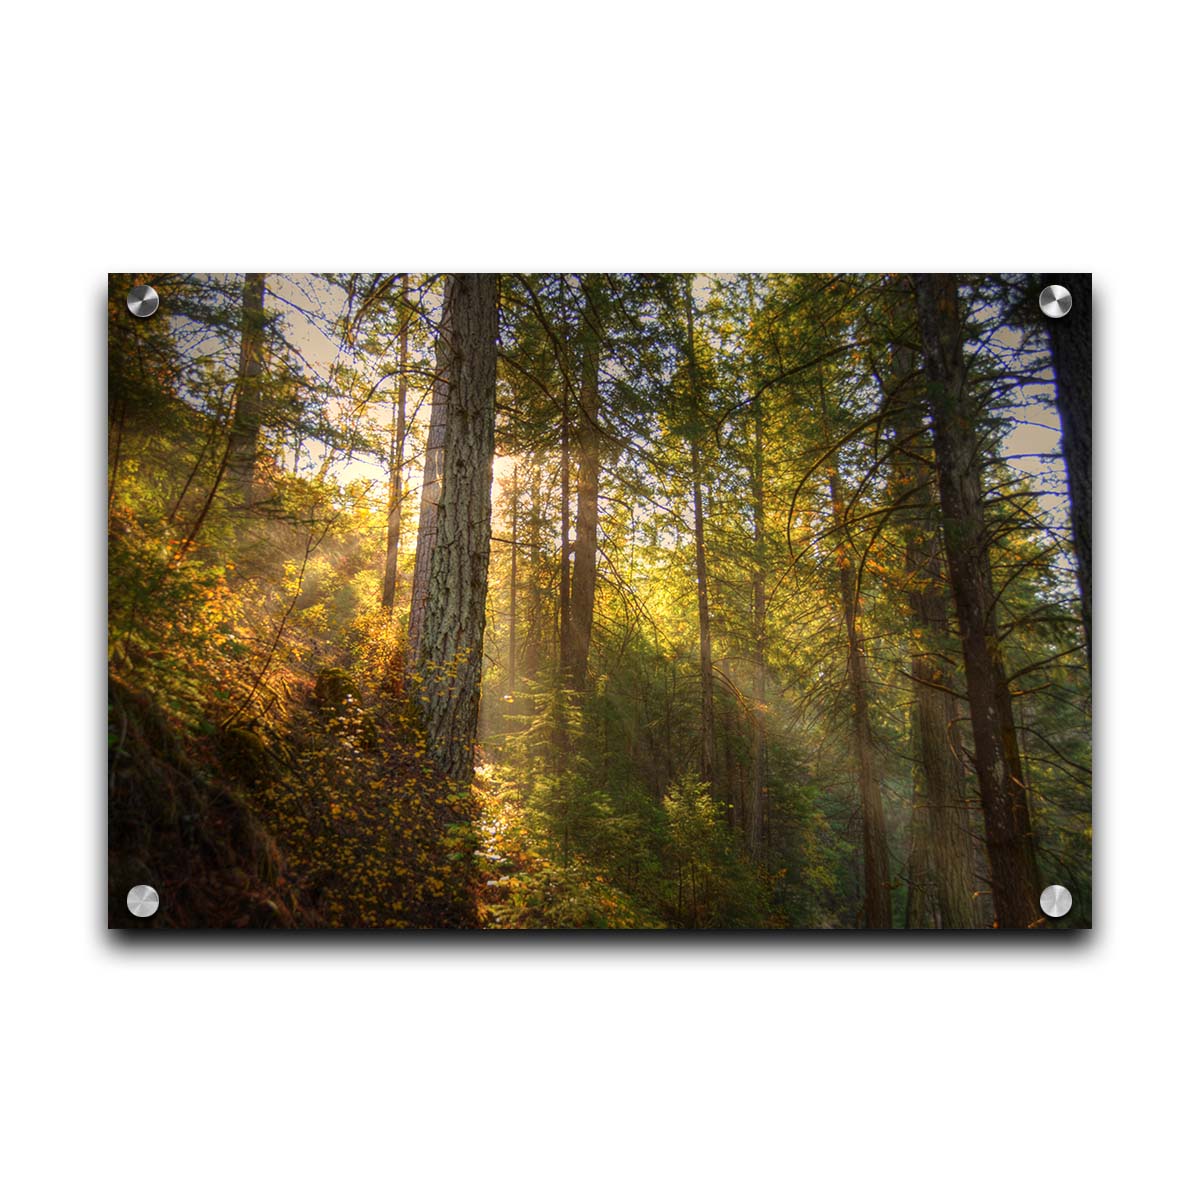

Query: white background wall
[{"left": 4, "top": 3, "right": 1196, "bottom": 1196}]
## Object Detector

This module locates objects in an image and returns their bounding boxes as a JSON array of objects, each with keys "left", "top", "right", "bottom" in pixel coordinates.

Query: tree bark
[
  {"left": 408, "top": 276, "right": 452, "bottom": 671},
  {"left": 1042, "top": 272, "right": 1092, "bottom": 668},
  {"left": 914, "top": 273, "right": 1041, "bottom": 928},
  {"left": 747, "top": 390, "right": 768, "bottom": 857},
  {"left": 508, "top": 481, "right": 519, "bottom": 697},
  {"left": 523, "top": 457, "right": 546, "bottom": 681},
  {"left": 566, "top": 281, "right": 602, "bottom": 692},
  {"left": 558, "top": 375, "right": 572, "bottom": 677},
  {"left": 905, "top": 528, "right": 979, "bottom": 929},
  {"left": 904, "top": 782, "right": 933, "bottom": 928},
  {"left": 684, "top": 280, "right": 716, "bottom": 790},
  {"left": 885, "top": 325, "right": 979, "bottom": 928},
  {"left": 830, "top": 467, "right": 891, "bottom": 929},
  {"left": 382, "top": 274, "right": 410, "bottom": 612},
  {"left": 228, "top": 272, "right": 267, "bottom": 501},
  {"left": 416, "top": 274, "right": 499, "bottom": 783}
]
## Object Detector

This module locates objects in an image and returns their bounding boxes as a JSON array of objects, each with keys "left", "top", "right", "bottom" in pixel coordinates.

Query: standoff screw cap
[
  {"left": 126, "top": 284, "right": 159, "bottom": 318},
  {"left": 1038, "top": 284, "right": 1072, "bottom": 318},
  {"left": 127, "top": 884, "right": 160, "bottom": 918},
  {"left": 1039, "top": 884, "right": 1072, "bottom": 919}
]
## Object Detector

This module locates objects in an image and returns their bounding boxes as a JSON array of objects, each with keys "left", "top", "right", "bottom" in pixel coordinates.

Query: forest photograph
[{"left": 107, "top": 272, "right": 1091, "bottom": 931}]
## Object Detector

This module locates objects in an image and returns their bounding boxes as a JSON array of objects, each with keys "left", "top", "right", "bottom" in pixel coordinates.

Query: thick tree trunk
[
  {"left": 907, "top": 552, "right": 978, "bottom": 929},
  {"left": 1042, "top": 272, "right": 1092, "bottom": 668},
  {"left": 228, "top": 272, "right": 267, "bottom": 501},
  {"left": 416, "top": 274, "right": 499, "bottom": 783},
  {"left": 830, "top": 468, "right": 891, "bottom": 929},
  {"left": 907, "top": 565, "right": 978, "bottom": 928},
  {"left": 684, "top": 282, "right": 716, "bottom": 790},
  {"left": 914, "top": 273, "right": 1041, "bottom": 928},
  {"left": 566, "top": 283, "right": 602, "bottom": 691},
  {"left": 382, "top": 275, "right": 410, "bottom": 612},
  {"left": 407, "top": 276, "right": 452, "bottom": 670},
  {"left": 885, "top": 329, "right": 979, "bottom": 929}
]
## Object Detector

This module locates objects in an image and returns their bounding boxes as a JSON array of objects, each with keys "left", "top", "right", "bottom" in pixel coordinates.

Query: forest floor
[{"left": 108, "top": 655, "right": 648, "bottom": 930}]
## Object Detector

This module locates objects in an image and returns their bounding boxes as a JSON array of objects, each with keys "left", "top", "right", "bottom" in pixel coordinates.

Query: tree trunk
[
  {"left": 566, "top": 282, "right": 602, "bottom": 691},
  {"left": 747, "top": 390, "right": 768, "bottom": 857},
  {"left": 408, "top": 276, "right": 452, "bottom": 670},
  {"left": 1042, "top": 272, "right": 1092, "bottom": 668},
  {"left": 885, "top": 326, "right": 979, "bottom": 929},
  {"left": 684, "top": 280, "right": 716, "bottom": 790},
  {"left": 904, "top": 779, "right": 933, "bottom": 928},
  {"left": 416, "top": 274, "right": 499, "bottom": 783},
  {"left": 907, "top": 545, "right": 980, "bottom": 928},
  {"left": 914, "top": 273, "right": 1041, "bottom": 928},
  {"left": 228, "top": 272, "right": 267, "bottom": 501},
  {"left": 382, "top": 275, "right": 410, "bottom": 612},
  {"left": 558, "top": 377, "right": 572, "bottom": 677},
  {"left": 523, "top": 457, "right": 546, "bottom": 681},
  {"left": 508, "top": 481, "right": 519, "bottom": 697},
  {"left": 830, "top": 468, "right": 891, "bottom": 929}
]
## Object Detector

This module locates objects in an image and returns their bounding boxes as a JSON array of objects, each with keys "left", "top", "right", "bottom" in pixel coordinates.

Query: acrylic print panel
[{"left": 107, "top": 273, "right": 1092, "bottom": 931}]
